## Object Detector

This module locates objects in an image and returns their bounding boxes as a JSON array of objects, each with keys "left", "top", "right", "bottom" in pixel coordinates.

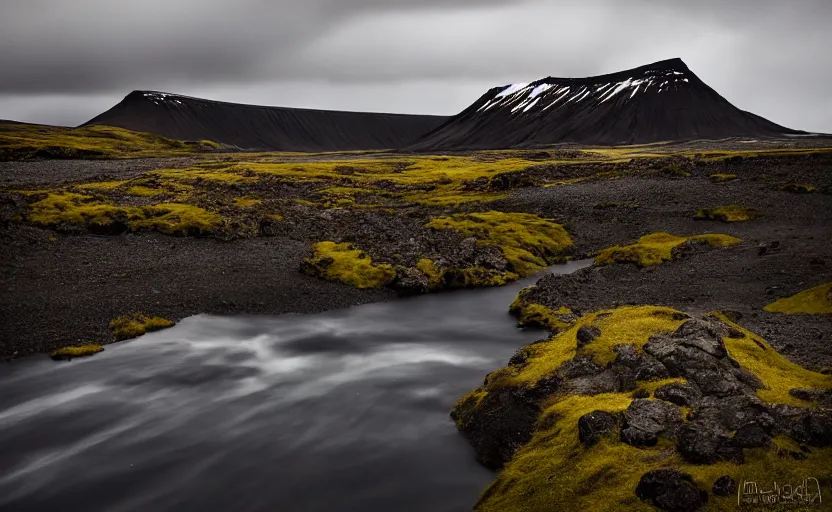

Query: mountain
[
  {"left": 409, "top": 58, "right": 804, "bottom": 151},
  {"left": 84, "top": 91, "right": 448, "bottom": 152}
]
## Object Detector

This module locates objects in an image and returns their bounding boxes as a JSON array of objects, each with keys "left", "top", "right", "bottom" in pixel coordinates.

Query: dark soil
[{"left": 0, "top": 226, "right": 393, "bottom": 359}]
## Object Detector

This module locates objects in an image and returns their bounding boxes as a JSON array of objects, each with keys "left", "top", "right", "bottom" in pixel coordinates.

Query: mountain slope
[
  {"left": 84, "top": 91, "right": 448, "bottom": 152},
  {"left": 410, "top": 58, "right": 804, "bottom": 151}
]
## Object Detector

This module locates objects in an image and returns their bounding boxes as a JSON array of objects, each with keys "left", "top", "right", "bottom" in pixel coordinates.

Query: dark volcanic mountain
[
  {"left": 410, "top": 58, "right": 803, "bottom": 151},
  {"left": 84, "top": 91, "right": 448, "bottom": 152}
]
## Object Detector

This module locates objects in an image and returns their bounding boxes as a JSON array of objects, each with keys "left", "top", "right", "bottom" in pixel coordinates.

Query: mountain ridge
[
  {"left": 84, "top": 91, "right": 449, "bottom": 152},
  {"left": 409, "top": 58, "right": 806, "bottom": 150}
]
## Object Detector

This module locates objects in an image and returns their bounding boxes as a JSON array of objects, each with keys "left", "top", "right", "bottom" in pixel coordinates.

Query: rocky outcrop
[{"left": 451, "top": 307, "right": 832, "bottom": 511}]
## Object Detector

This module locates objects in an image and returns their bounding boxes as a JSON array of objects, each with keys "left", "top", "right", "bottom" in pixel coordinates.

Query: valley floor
[{"left": 1, "top": 141, "right": 831, "bottom": 363}]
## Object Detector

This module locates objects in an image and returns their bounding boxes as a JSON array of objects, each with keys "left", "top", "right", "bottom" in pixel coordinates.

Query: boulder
[
  {"left": 620, "top": 399, "right": 682, "bottom": 447},
  {"left": 712, "top": 475, "right": 737, "bottom": 497},
  {"left": 654, "top": 382, "right": 701, "bottom": 406},
  {"left": 576, "top": 325, "right": 601, "bottom": 347},
  {"left": 577, "top": 410, "right": 618, "bottom": 447},
  {"left": 635, "top": 469, "right": 708, "bottom": 512}
]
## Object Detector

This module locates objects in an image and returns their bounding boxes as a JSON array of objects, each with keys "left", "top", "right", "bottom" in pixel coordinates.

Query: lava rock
[
  {"left": 676, "top": 421, "right": 743, "bottom": 464},
  {"left": 620, "top": 399, "right": 682, "bottom": 447},
  {"left": 558, "top": 357, "right": 603, "bottom": 379},
  {"left": 635, "top": 469, "right": 708, "bottom": 512},
  {"left": 712, "top": 475, "right": 737, "bottom": 497},
  {"left": 614, "top": 344, "right": 669, "bottom": 380},
  {"left": 577, "top": 410, "right": 618, "bottom": 447},
  {"left": 576, "top": 325, "right": 601, "bottom": 347},
  {"left": 731, "top": 422, "right": 771, "bottom": 448},
  {"left": 392, "top": 266, "right": 428, "bottom": 295},
  {"left": 654, "top": 382, "right": 701, "bottom": 406}
]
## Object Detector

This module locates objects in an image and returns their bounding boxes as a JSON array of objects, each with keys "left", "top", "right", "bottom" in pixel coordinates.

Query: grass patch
[
  {"left": 303, "top": 241, "right": 396, "bottom": 289},
  {"left": 49, "top": 344, "right": 104, "bottom": 360},
  {"left": 694, "top": 205, "right": 760, "bottom": 222},
  {"left": 595, "top": 232, "right": 741, "bottom": 267},
  {"left": 764, "top": 282, "right": 832, "bottom": 315},
  {"left": 110, "top": 313, "right": 174, "bottom": 341},
  {"left": 425, "top": 211, "right": 572, "bottom": 276}
]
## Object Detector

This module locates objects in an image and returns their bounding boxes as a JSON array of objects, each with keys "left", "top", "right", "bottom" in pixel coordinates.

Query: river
[{"left": 0, "top": 260, "right": 590, "bottom": 512}]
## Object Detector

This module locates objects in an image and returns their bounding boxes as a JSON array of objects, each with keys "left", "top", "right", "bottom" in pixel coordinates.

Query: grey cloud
[{"left": 0, "top": 0, "right": 830, "bottom": 132}]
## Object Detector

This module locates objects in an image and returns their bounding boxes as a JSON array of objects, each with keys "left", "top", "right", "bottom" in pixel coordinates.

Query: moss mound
[
  {"left": 49, "top": 344, "right": 104, "bottom": 360},
  {"left": 595, "top": 232, "right": 741, "bottom": 267},
  {"left": 425, "top": 211, "right": 573, "bottom": 276},
  {"left": 694, "top": 205, "right": 760, "bottom": 222},
  {"left": 110, "top": 313, "right": 174, "bottom": 341},
  {"left": 303, "top": 241, "right": 396, "bottom": 289},
  {"left": 453, "top": 306, "right": 832, "bottom": 512},
  {"left": 764, "top": 282, "right": 832, "bottom": 315}
]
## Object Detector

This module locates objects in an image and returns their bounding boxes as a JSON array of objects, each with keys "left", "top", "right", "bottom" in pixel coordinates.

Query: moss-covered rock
[
  {"left": 594, "top": 233, "right": 741, "bottom": 267},
  {"left": 509, "top": 286, "right": 577, "bottom": 330},
  {"left": 425, "top": 211, "right": 573, "bottom": 276},
  {"left": 302, "top": 241, "right": 396, "bottom": 289},
  {"left": 453, "top": 306, "right": 832, "bottom": 512},
  {"left": 110, "top": 313, "right": 174, "bottom": 341}
]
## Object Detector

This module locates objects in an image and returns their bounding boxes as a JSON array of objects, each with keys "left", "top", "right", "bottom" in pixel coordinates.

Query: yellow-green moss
[
  {"left": 709, "top": 173, "right": 737, "bottom": 183},
  {"left": 595, "top": 232, "right": 742, "bottom": 267},
  {"left": 764, "top": 282, "right": 832, "bottom": 315},
  {"left": 774, "top": 183, "right": 816, "bottom": 193},
  {"left": 49, "top": 344, "right": 104, "bottom": 360},
  {"left": 425, "top": 211, "right": 572, "bottom": 276},
  {"left": 416, "top": 258, "right": 445, "bottom": 290},
  {"left": 489, "top": 306, "right": 686, "bottom": 388},
  {"left": 709, "top": 312, "right": 832, "bottom": 406},
  {"left": 109, "top": 313, "right": 174, "bottom": 341},
  {"left": 694, "top": 205, "right": 760, "bottom": 222},
  {"left": 304, "top": 241, "right": 396, "bottom": 289},
  {"left": 463, "top": 306, "right": 832, "bottom": 512},
  {"left": 125, "top": 185, "right": 165, "bottom": 197},
  {"left": 509, "top": 286, "right": 574, "bottom": 330},
  {"left": 234, "top": 196, "right": 262, "bottom": 208},
  {"left": 24, "top": 192, "right": 222, "bottom": 235},
  {"left": 130, "top": 204, "right": 223, "bottom": 235}
]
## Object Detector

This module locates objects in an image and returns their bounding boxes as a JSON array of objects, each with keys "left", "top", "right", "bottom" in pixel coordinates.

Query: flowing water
[{"left": 0, "top": 260, "right": 590, "bottom": 512}]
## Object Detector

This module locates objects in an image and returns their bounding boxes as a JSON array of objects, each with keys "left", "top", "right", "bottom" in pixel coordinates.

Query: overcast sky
[{"left": 1, "top": 0, "right": 830, "bottom": 132}]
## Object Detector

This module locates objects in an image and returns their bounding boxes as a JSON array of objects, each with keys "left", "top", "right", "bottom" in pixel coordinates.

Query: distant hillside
[
  {"left": 0, "top": 121, "right": 214, "bottom": 161},
  {"left": 84, "top": 92, "right": 448, "bottom": 152},
  {"left": 410, "top": 58, "right": 806, "bottom": 151}
]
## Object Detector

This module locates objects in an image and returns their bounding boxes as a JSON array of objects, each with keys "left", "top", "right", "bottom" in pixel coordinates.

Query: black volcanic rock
[
  {"left": 84, "top": 91, "right": 448, "bottom": 152},
  {"left": 410, "top": 58, "right": 804, "bottom": 150}
]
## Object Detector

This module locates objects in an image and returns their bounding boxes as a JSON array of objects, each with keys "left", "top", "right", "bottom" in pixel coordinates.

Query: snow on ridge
[{"left": 478, "top": 66, "right": 692, "bottom": 115}]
